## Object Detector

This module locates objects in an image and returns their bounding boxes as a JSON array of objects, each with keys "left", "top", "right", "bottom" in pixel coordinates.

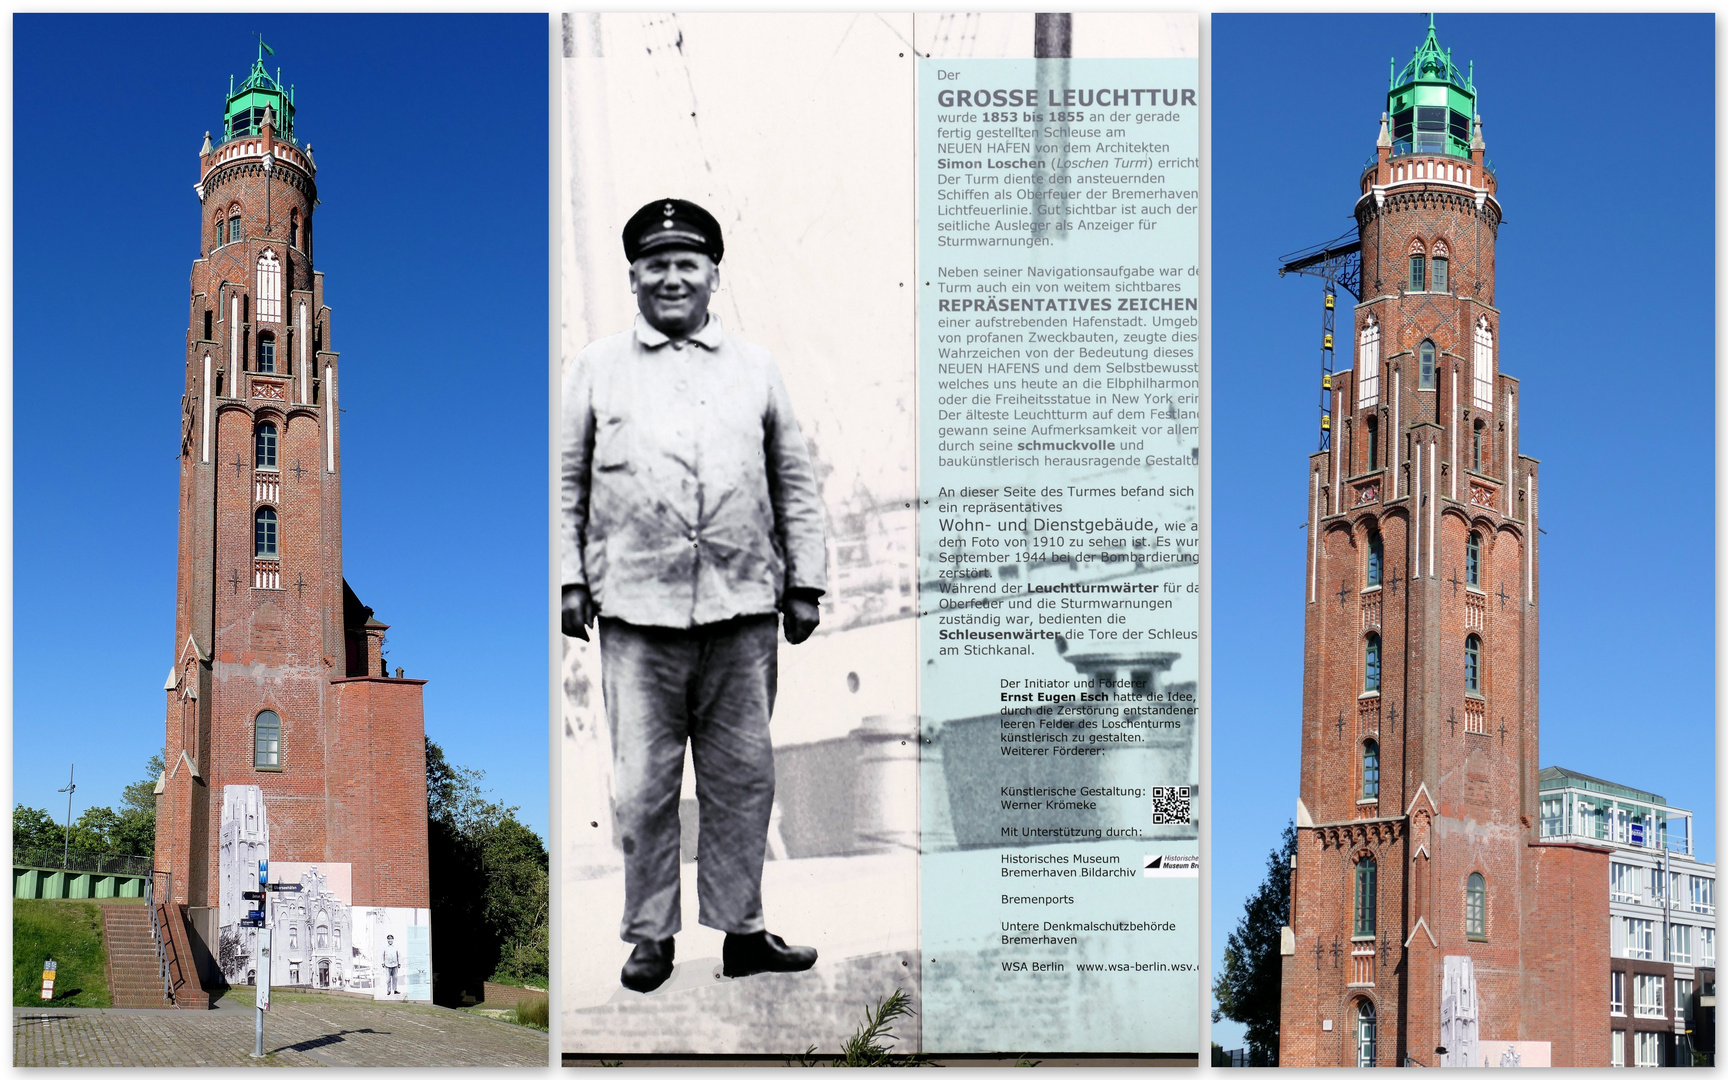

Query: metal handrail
[{"left": 147, "top": 869, "right": 171, "bottom": 1003}]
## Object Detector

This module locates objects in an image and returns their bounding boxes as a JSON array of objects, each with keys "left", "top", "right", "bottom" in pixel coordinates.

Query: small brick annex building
[
  {"left": 154, "top": 50, "right": 430, "bottom": 983},
  {"left": 1278, "top": 23, "right": 1608, "bottom": 1067}
]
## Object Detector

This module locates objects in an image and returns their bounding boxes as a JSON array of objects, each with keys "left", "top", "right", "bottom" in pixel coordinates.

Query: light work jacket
[{"left": 561, "top": 314, "right": 828, "bottom": 629}]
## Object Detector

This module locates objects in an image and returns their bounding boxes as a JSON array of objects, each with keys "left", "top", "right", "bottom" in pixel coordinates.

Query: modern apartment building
[{"left": 1539, "top": 768, "right": 1716, "bottom": 1067}]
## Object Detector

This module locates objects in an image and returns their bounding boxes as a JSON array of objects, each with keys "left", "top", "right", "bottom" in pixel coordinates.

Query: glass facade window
[
  {"left": 1611, "top": 862, "right": 1639, "bottom": 903},
  {"left": 1623, "top": 918, "right": 1654, "bottom": 961},
  {"left": 1419, "top": 339, "right": 1437, "bottom": 389},
  {"left": 1465, "top": 873, "right": 1487, "bottom": 938},
  {"left": 1540, "top": 797, "right": 1564, "bottom": 838},
  {"left": 1414, "top": 105, "right": 1447, "bottom": 153},
  {"left": 1611, "top": 1031, "right": 1625, "bottom": 1067},
  {"left": 1691, "top": 876, "right": 1714, "bottom": 913},
  {"left": 1464, "top": 634, "right": 1481, "bottom": 693},
  {"left": 1364, "top": 633, "right": 1381, "bottom": 693},
  {"left": 1362, "top": 740, "right": 1379, "bottom": 800},
  {"left": 1703, "top": 927, "right": 1715, "bottom": 965},
  {"left": 254, "top": 710, "right": 281, "bottom": 768},
  {"left": 1610, "top": 971, "right": 1625, "bottom": 1016},
  {"left": 1354, "top": 858, "right": 1377, "bottom": 937},
  {"left": 1633, "top": 974, "right": 1665, "bottom": 1018},
  {"left": 1671, "top": 923, "right": 1692, "bottom": 965},
  {"left": 1635, "top": 1031, "right": 1659, "bottom": 1067}
]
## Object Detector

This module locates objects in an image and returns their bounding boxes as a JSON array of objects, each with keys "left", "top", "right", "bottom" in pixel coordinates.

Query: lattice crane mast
[{"left": 1279, "top": 230, "right": 1363, "bottom": 450}]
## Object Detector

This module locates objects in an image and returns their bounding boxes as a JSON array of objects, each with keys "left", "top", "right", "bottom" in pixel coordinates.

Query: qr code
[{"left": 1152, "top": 785, "right": 1192, "bottom": 825}]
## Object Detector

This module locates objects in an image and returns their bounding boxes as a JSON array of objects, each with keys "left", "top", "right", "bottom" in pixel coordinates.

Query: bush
[{"left": 509, "top": 993, "right": 549, "bottom": 1031}]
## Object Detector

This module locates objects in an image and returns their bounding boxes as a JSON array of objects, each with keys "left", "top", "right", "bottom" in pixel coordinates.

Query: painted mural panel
[
  {"left": 216, "top": 784, "right": 269, "bottom": 985},
  {"left": 356, "top": 906, "right": 433, "bottom": 1002},
  {"left": 269, "top": 862, "right": 357, "bottom": 991}
]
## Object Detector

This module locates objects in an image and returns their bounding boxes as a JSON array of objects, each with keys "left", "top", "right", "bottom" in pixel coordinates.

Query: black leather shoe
[
  {"left": 620, "top": 937, "right": 675, "bottom": 993},
  {"left": 722, "top": 930, "right": 817, "bottom": 978}
]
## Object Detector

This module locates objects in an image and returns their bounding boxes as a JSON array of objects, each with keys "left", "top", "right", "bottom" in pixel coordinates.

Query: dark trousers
[{"left": 600, "top": 615, "right": 778, "bottom": 943}]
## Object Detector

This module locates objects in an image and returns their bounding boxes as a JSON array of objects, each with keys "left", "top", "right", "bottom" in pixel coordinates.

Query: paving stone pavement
[{"left": 14, "top": 990, "right": 549, "bottom": 1067}]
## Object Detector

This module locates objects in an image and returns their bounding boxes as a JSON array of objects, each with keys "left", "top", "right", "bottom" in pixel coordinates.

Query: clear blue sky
[
  {"left": 14, "top": 15, "right": 551, "bottom": 837},
  {"left": 1210, "top": 13, "right": 1714, "bottom": 1049}
]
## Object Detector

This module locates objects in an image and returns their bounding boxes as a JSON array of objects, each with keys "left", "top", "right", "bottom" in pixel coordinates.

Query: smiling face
[{"left": 630, "top": 247, "right": 718, "bottom": 339}]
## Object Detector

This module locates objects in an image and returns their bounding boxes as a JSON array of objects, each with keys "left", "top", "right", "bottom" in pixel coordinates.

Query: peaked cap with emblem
[{"left": 623, "top": 198, "right": 724, "bottom": 264}]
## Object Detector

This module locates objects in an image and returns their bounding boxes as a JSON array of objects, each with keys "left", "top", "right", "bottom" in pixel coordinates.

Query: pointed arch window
[
  {"left": 255, "top": 506, "right": 279, "bottom": 558},
  {"left": 256, "top": 250, "right": 283, "bottom": 323},
  {"left": 1366, "top": 531, "right": 1383, "bottom": 587},
  {"left": 1472, "top": 420, "right": 1485, "bottom": 472},
  {"left": 1356, "top": 1000, "right": 1378, "bottom": 1067},
  {"left": 255, "top": 422, "right": 278, "bottom": 470},
  {"left": 1354, "top": 857, "right": 1378, "bottom": 936},
  {"left": 1465, "top": 633, "right": 1481, "bottom": 694},
  {"left": 1364, "top": 633, "right": 1382, "bottom": 693},
  {"left": 1362, "top": 739, "right": 1380, "bottom": 800},
  {"left": 1466, "top": 872, "right": 1487, "bottom": 939},
  {"left": 228, "top": 211, "right": 243, "bottom": 245},
  {"left": 1418, "top": 339, "right": 1437, "bottom": 390},
  {"left": 1472, "top": 317, "right": 1495, "bottom": 411},
  {"left": 1358, "top": 317, "right": 1380, "bottom": 408},
  {"left": 1466, "top": 532, "right": 1481, "bottom": 588},
  {"left": 254, "top": 710, "right": 281, "bottom": 769}
]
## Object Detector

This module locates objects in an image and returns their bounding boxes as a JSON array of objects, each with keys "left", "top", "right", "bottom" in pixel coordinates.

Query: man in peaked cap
[{"left": 561, "top": 198, "right": 827, "bottom": 994}]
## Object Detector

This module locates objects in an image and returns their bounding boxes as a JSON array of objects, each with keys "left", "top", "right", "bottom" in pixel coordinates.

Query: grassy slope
[{"left": 13, "top": 899, "right": 115, "bottom": 1008}]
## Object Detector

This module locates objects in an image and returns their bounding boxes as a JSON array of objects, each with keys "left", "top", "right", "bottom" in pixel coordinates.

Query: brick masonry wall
[
  {"left": 157, "top": 124, "right": 429, "bottom": 919},
  {"left": 1282, "top": 137, "right": 1595, "bottom": 1066}
]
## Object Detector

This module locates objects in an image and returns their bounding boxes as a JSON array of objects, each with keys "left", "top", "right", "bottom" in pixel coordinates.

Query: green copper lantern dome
[
  {"left": 223, "top": 37, "right": 296, "bottom": 145},
  {"left": 1386, "top": 16, "right": 1475, "bottom": 159}
]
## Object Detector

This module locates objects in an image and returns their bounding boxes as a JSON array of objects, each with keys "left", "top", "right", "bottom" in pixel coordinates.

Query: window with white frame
[
  {"left": 1691, "top": 875, "right": 1714, "bottom": 914},
  {"left": 1358, "top": 318, "right": 1381, "bottom": 408},
  {"left": 1611, "top": 862, "right": 1640, "bottom": 903},
  {"left": 1703, "top": 927, "right": 1716, "bottom": 966},
  {"left": 1610, "top": 1030, "right": 1625, "bottom": 1067},
  {"left": 1633, "top": 973, "right": 1665, "bottom": 1018},
  {"left": 1677, "top": 978, "right": 1694, "bottom": 1029},
  {"left": 1635, "top": 1031, "right": 1660, "bottom": 1067},
  {"left": 1623, "top": 917, "right": 1654, "bottom": 961},
  {"left": 256, "top": 249, "right": 283, "bottom": 323},
  {"left": 1472, "top": 317, "right": 1494, "bottom": 410},
  {"left": 1610, "top": 970, "right": 1625, "bottom": 1016},
  {"left": 1540, "top": 798, "right": 1563, "bottom": 838},
  {"left": 1672, "top": 923, "right": 1693, "bottom": 965}
]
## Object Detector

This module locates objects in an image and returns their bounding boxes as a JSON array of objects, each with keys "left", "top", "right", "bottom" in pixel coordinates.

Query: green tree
[
  {"left": 13, "top": 805, "right": 61, "bottom": 856},
  {"left": 1213, "top": 820, "right": 1297, "bottom": 1067},
  {"left": 426, "top": 738, "right": 549, "bottom": 1002}
]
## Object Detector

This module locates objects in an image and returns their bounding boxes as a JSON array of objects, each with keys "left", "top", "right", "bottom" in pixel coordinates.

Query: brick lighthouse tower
[
  {"left": 156, "top": 45, "right": 431, "bottom": 995},
  {"left": 1277, "top": 21, "right": 1607, "bottom": 1067}
]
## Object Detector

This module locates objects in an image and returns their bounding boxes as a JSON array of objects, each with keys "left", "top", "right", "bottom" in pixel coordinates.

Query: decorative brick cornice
[{"left": 1307, "top": 816, "right": 1406, "bottom": 849}]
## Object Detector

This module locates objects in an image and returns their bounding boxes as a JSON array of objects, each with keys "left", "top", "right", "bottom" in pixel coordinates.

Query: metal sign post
[{"left": 251, "top": 861, "right": 270, "bottom": 1058}]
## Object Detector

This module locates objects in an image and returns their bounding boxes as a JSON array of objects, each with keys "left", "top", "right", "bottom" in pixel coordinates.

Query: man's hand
[
  {"left": 562, "top": 584, "right": 596, "bottom": 640},
  {"left": 782, "top": 596, "right": 820, "bottom": 645}
]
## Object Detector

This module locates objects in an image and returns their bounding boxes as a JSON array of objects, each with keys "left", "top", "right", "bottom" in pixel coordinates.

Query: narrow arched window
[
  {"left": 289, "top": 212, "right": 300, "bottom": 250},
  {"left": 1472, "top": 420, "right": 1485, "bottom": 472},
  {"left": 1472, "top": 317, "right": 1495, "bottom": 410},
  {"left": 257, "top": 333, "right": 276, "bottom": 374},
  {"left": 256, "top": 250, "right": 282, "bottom": 323},
  {"left": 1419, "top": 339, "right": 1437, "bottom": 390},
  {"left": 228, "top": 213, "right": 242, "bottom": 245},
  {"left": 1366, "top": 532, "right": 1383, "bottom": 587},
  {"left": 1466, "top": 873, "right": 1487, "bottom": 938},
  {"left": 1466, "top": 532, "right": 1480, "bottom": 587},
  {"left": 1409, "top": 252, "right": 1426, "bottom": 292},
  {"left": 1465, "top": 633, "right": 1481, "bottom": 694},
  {"left": 255, "top": 506, "right": 279, "bottom": 557},
  {"left": 1431, "top": 255, "right": 1449, "bottom": 293},
  {"left": 254, "top": 710, "right": 281, "bottom": 768},
  {"left": 1356, "top": 1000, "right": 1378, "bottom": 1067},
  {"left": 1362, "top": 740, "right": 1380, "bottom": 800},
  {"left": 1354, "top": 857, "right": 1377, "bottom": 936},
  {"left": 1364, "top": 633, "right": 1381, "bottom": 693},
  {"left": 255, "top": 422, "right": 278, "bottom": 470},
  {"left": 1358, "top": 317, "right": 1381, "bottom": 408},
  {"left": 1366, "top": 414, "right": 1379, "bottom": 471}
]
